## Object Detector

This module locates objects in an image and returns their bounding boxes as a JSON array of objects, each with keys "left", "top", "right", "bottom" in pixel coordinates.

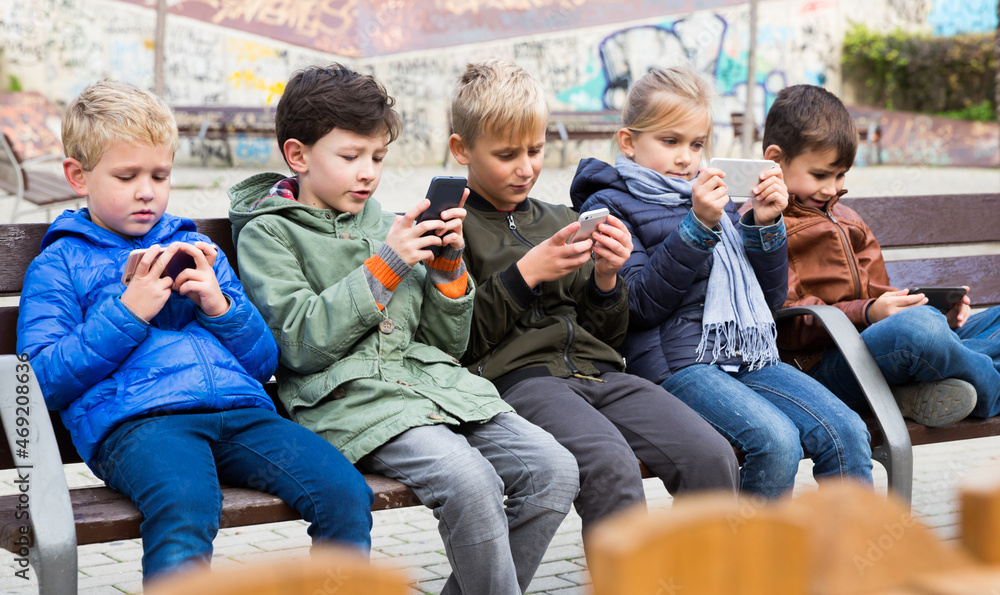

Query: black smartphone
[
  {"left": 417, "top": 176, "right": 467, "bottom": 256},
  {"left": 909, "top": 286, "right": 967, "bottom": 314}
]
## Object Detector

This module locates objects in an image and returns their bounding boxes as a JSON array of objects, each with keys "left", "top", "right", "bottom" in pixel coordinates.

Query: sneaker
[{"left": 892, "top": 378, "right": 977, "bottom": 427}]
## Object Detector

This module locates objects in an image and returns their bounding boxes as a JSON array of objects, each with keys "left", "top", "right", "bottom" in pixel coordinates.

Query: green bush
[{"left": 842, "top": 24, "right": 996, "bottom": 119}]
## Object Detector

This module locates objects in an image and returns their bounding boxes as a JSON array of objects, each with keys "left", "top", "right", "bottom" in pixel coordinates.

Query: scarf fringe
[{"left": 696, "top": 320, "right": 780, "bottom": 371}]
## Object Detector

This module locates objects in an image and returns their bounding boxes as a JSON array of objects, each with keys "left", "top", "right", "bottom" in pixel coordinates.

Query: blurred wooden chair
[
  {"left": 587, "top": 493, "right": 811, "bottom": 595},
  {"left": 144, "top": 546, "right": 411, "bottom": 595},
  {"left": 588, "top": 483, "right": 992, "bottom": 595}
]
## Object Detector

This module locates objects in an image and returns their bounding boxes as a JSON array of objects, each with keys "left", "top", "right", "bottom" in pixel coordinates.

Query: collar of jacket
[
  {"left": 465, "top": 188, "right": 531, "bottom": 213},
  {"left": 789, "top": 188, "right": 850, "bottom": 214}
]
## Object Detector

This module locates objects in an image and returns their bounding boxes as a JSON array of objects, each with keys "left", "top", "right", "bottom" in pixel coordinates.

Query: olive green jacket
[
  {"left": 461, "top": 191, "right": 629, "bottom": 391},
  {"left": 229, "top": 173, "right": 511, "bottom": 463}
]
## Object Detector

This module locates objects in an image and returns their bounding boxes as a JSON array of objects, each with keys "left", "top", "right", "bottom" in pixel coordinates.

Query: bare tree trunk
[
  {"left": 154, "top": 0, "right": 167, "bottom": 97},
  {"left": 742, "top": 0, "right": 758, "bottom": 157}
]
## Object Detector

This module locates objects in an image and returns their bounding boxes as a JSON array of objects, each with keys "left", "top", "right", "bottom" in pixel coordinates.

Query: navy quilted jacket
[
  {"left": 570, "top": 158, "right": 788, "bottom": 384},
  {"left": 17, "top": 209, "right": 277, "bottom": 469}
]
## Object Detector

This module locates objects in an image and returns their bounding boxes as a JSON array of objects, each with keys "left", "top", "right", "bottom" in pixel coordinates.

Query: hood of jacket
[
  {"left": 228, "top": 172, "right": 389, "bottom": 249},
  {"left": 41, "top": 207, "right": 195, "bottom": 252},
  {"left": 569, "top": 157, "right": 631, "bottom": 212}
]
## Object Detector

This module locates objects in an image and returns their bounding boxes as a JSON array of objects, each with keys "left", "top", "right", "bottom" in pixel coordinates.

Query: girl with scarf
[{"left": 570, "top": 67, "right": 873, "bottom": 499}]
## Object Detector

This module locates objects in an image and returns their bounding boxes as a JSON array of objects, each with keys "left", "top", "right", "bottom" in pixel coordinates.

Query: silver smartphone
[
  {"left": 708, "top": 158, "right": 776, "bottom": 198},
  {"left": 566, "top": 208, "right": 610, "bottom": 244}
]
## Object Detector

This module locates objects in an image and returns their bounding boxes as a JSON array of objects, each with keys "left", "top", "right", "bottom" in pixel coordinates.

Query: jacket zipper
[
  {"left": 190, "top": 335, "right": 218, "bottom": 403},
  {"left": 506, "top": 212, "right": 596, "bottom": 379},
  {"left": 804, "top": 206, "right": 863, "bottom": 300}
]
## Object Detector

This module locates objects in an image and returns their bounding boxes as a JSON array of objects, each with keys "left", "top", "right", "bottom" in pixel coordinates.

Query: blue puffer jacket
[
  {"left": 570, "top": 158, "right": 788, "bottom": 384},
  {"left": 17, "top": 210, "right": 278, "bottom": 470}
]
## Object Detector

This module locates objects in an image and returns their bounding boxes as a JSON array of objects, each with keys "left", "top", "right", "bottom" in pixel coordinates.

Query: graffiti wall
[
  {"left": 1, "top": 0, "right": 995, "bottom": 167},
  {"left": 113, "top": 0, "right": 746, "bottom": 57}
]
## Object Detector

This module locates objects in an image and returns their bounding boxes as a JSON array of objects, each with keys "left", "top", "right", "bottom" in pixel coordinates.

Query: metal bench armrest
[
  {"left": 774, "top": 306, "right": 913, "bottom": 506},
  {"left": 0, "top": 355, "right": 77, "bottom": 593}
]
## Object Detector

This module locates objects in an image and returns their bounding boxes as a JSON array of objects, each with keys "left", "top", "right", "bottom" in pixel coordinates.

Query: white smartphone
[
  {"left": 566, "top": 208, "right": 610, "bottom": 244},
  {"left": 708, "top": 158, "right": 776, "bottom": 198}
]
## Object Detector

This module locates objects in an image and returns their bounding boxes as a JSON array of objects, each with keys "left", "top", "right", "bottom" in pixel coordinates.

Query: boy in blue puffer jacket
[{"left": 16, "top": 80, "right": 373, "bottom": 585}]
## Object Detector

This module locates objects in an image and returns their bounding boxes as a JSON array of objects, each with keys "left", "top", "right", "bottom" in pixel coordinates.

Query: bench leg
[
  {"left": 30, "top": 535, "right": 77, "bottom": 595},
  {"left": 874, "top": 442, "right": 914, "bottom": 508},
  {"left": 0, "top": 356, "right": 79, "bottom": 593}
]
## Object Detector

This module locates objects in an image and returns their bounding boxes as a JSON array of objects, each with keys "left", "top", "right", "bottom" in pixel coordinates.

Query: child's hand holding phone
[
  {"left": 708, "top": 158, "right": 786, "bottom": 226},
  {"left": 120, "top": 243, "right": 184, "bottom": 322},
  {"left": 121, "top": 242, "right": 226, "bottom": 320},
  {"left": 415, "top": 176, "right": 469, "bottom": 258},
  {"left": 748, "top": 164, "right": 787, "bottom": 226},
  {"left": 590, "top": 214, "right": 633, "bottom": 292},
  {"left": 692, "top": 166, "right": 730, "bottom": 229},
  {"left": 171, "top": 242, "right": 228, "bottom": 317}
]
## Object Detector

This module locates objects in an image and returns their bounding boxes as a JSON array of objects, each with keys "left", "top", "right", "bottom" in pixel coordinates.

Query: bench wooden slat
[
  {"left": 842, "top": 194, "right": 1000, "bottom": 247},
  {"left": 885, "top": 255, "right": 1000, "bottom": 308},
  {"left": 0, "top": 223, "right": 47, "bottom": 295},
  {"left": 0, "top": 473, "right": 425, "bottom": 553}
]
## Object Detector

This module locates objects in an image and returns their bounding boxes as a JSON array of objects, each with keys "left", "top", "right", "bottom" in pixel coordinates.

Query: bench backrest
[
  {"left": 840, "top": 193, "right": 1000, "bottom": 309},
  {"left": 172, "top": 106, "right": 277, "bottom": 136}
]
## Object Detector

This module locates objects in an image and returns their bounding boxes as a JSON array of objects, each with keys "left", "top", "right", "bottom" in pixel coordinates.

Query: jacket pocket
[
  {"left": 402, "top": 343, "right": 462, "bottom": 367},
  {"left": 294, "top": 356, "right": 380, "bottom": 407}
]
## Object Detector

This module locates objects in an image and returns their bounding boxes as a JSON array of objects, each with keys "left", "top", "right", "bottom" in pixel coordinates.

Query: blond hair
[
  {"left": 62, "top": 80, "right": 178, "bottom": 171},
  {"left": 622, "top": 67, "right": 716, "bottom": 153},
  {"left": 451, "top": 59, "right": 548, "bottom": 148}
]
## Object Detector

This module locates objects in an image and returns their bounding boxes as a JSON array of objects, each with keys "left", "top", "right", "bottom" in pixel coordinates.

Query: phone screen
[{"left": 910, "top": 287, "right": 967, "bottom": 314}]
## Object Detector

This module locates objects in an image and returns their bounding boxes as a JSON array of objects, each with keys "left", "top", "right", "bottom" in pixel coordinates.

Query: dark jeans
[
  {"left": 94, "top": 408, "right": 373, "bottom": 582},
  {"left": 502, "top": 371, "right": 739, "bottom": 532}
]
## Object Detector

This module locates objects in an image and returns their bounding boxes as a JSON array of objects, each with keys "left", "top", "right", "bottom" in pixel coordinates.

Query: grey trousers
[
  {"left": 360, "top": 413, "right": 579, "bottom": 595},
  {"left": 503, "top": 372, "right": 739, "bottom": 533}
]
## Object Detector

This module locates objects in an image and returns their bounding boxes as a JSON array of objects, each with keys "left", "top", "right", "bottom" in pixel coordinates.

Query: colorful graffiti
[
  {"left": 114, "top": 0, "right": 745, "bottom": 57},
  {"left": 927, "top": 0, "right": 999, "bottom": 36}
]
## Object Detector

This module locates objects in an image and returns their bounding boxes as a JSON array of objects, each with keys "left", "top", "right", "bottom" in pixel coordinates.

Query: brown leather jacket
[{"left": 779, "top": 192, "right": 896, "bottom": 371}]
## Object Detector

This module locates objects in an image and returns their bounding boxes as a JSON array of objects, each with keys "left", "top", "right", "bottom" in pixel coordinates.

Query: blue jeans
[
  {"left": 810, "top": 305, "right": 1000, "bottom": 418},
  {"left": 662, "top": 362, "right": 873, "bottom": 499},
  {"left": 360, "top": 413, "right": 579, "bottom": 595},
  {"left": 94, "top": 408, "right": 373, "bottom": 582}
]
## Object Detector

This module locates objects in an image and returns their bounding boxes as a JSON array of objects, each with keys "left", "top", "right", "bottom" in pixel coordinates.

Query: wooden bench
[
  {"left": 0, "top": 219, "right": 419, "bottom": 595},
  {"left": 773, "top": 192, "right": 1000, "bottom": 506},
  {"left": 171, "top": 106, "right": 277, "bottom": 167},
  {"left": 0, "top": 92, "right": 82, "bottom": 222},
  {"left": 547, "top": 110, "right": 621, "bottom": 167}
]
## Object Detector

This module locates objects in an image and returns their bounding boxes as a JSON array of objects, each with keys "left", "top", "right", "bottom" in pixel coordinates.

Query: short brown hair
[
  {"left": 62, "top": 80, "right": 177, "bottom": 171},
  {"left": 276, "top": 64, "right": 402, "bottom": 162},
  {"left": 762, "top": 85, "right": 858, "bottom": 169},
  {"left": 451, "top": 59, "right": 548, "bottom": 148}
]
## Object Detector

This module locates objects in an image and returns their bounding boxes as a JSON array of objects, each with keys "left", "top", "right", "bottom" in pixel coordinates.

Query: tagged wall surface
[{"left": 1, "top": 0, "right": 995, "bottom": 168}]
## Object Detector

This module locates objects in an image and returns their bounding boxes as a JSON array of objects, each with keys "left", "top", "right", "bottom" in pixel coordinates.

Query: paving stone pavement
[{"left": 4, "top": 436, "right": 1000, "bottom": 594}]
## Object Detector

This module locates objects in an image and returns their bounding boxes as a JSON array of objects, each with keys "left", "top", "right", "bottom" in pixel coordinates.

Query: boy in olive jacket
[
  {"left": 229, "top": 64, "right": 578, "bottom": 595},
  {"left": 451, "top": 60, "right": 738, "bottom": 545}
]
